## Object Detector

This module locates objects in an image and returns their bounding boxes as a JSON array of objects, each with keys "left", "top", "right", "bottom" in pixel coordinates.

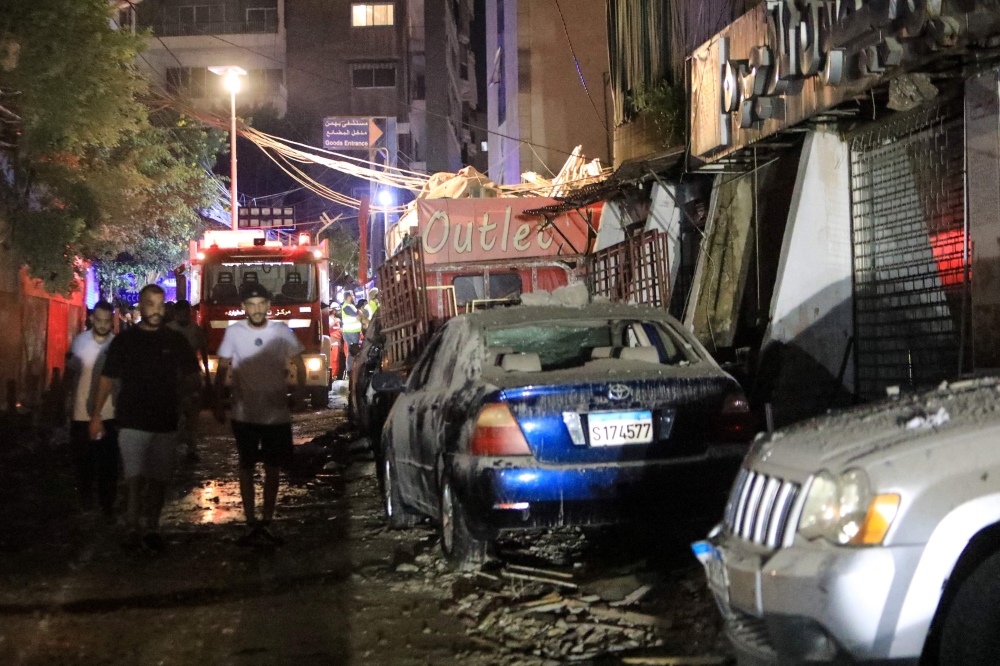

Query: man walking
[
  {"left": 214, "top": 284, "right": 306, "bottom": 545},
  {"left": 89, "top": 285, "right": 199, "bottom": 552},
  {"left": 340, "top": 291, "right": 363, "bottom": 372},
  {"left": 168, "top": 300, "right": 210, "bottom": 461},
  {"left": 66, "top": 301, "right": 118, "bottom": 521}
]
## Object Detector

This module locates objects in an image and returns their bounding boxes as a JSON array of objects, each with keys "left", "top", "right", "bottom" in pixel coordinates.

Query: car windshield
[
  {"left": 483, "top": 319, "right": 699, "bottom": 371},
  {"left": 205, "top": 261, "right": 317, "bottom": 305}
]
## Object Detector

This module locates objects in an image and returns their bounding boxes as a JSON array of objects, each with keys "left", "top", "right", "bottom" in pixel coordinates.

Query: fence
[{"left": 588, "top": 230, "right": 672, "bottom": 308}]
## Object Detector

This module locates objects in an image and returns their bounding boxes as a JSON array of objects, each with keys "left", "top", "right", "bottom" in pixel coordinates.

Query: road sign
[{"left": 323, "top": 117, "right": 386, "bottom": 150}]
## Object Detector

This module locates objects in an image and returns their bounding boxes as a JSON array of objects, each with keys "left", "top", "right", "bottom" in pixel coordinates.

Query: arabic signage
[
  {"left": 415, "top": 198, "right": 601, "bottom": 265},
  {"left": 323, "top": 117, "right": 386, "bottom": 150},
  {"left": 689, "top": 0, "right": 966, "bottom": 163}
]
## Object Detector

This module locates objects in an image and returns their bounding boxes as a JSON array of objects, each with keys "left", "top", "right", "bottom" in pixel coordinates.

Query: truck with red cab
[{"left": 185, "top": 229, "right": 334, "bottom": 408}]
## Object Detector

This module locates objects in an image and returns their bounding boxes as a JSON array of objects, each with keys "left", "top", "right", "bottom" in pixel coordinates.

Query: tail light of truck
[
  {"left": 716, "top": 391, "right": 754, "bottom": 442},
  {"left": 469, "top": 403, "right": 532, "bottom": 456}
]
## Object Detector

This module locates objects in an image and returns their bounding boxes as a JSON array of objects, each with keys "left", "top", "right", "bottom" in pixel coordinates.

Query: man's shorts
[
  {"left": 119, "top": 429, "right": 176, "bottom": 481},
  {"left": 232, "top": 421, "right": 294, "bottom": 470}
]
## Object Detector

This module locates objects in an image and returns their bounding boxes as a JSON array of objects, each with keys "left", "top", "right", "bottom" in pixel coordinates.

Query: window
[
  {"left": 452, "top": 273, "right": 522, "bottom": 307},
  {"left": 246, "top": 7, "right": 277, "bottom": 27},
  {"left": 166, "top": 67, "right": 208, "bottom": 98},
  {"left": 352, "top": 3, "right": 394, "bottom": 26},
  {"left": 415, "top": 74, "right": 426, "bottom": 100},
  {"left": 483, "top": 320, "right": 698, "bottom": 372},
  {"left": 496, "top": 0, "right": 507, "bottom": 125},
  {"left": 179, "top": 5, "right": 211, "bottom": 26},
  {"left": 248, "top": 69, "right": 285, "bottom": 95},
  {"left": 352, "top": 63, "right": 396, "bottom": 89},
  {"left": 205, "top": 261, "right": 318, "bottom": 305}
]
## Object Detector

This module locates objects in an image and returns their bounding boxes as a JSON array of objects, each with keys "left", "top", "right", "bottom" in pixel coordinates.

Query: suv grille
[{"left": 723, "top": 468, "right": 804, "bottom": 549}]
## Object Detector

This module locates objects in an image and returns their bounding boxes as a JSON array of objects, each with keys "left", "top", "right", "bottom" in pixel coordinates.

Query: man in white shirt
[
  {"left": 65, "top": 301, "right": 118, "bottom": 520},
  {"left": 214, "top": 284, "right": 306, "bottom": 545}
]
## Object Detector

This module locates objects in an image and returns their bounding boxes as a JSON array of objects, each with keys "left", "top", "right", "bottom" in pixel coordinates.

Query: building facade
[
  {"left": 485, "top": 0, "right": 611, "bottom": 185},
  {"left": 132, "top": 0, "right": 290, "bottom": 116}
]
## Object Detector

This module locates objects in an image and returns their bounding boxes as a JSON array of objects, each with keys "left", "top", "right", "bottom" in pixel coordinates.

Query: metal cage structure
[
  {"left": 850, "top": 98, "right": 970, "bottom": 398},
  {"left": 588, "top": 230, "right": 672, "bottom": 309}
]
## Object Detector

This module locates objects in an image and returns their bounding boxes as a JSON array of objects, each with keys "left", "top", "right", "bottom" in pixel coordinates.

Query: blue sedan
[{"left": 376, "top": 303, "right": 756, "bottom": 569}]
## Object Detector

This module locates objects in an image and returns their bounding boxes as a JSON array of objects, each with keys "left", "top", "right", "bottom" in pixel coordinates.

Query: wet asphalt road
[{"left": 0, "top": 394, "right": 732, "bottom": 666}]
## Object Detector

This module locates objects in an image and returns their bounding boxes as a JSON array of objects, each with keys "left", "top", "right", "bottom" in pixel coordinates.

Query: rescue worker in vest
[
  {"left": 360, "top": 287, "right": 380, "bottom": 331},
  {"left": 340, "top": 291, "right": 363, "bottom": 372}
]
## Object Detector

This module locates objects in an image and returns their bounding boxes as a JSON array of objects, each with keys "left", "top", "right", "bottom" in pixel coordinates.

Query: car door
[
  {"left": 390, "top": 331, "right": 446, "bottom": 515},
  {"left": 411, "top": 322, "right": 467, "bottom": 503}
]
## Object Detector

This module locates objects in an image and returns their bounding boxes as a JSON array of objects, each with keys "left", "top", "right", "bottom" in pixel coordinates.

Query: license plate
[
  {"left": 692, "top": 540, "right": 730, "bottom": 609},
  {"left": 588, "top": 411, "right": 653, "bottom": 446}
]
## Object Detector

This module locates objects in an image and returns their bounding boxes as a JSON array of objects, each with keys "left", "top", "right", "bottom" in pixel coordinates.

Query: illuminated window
[{"left": 352, "top": 3, "right": 394, "bottom": 27}]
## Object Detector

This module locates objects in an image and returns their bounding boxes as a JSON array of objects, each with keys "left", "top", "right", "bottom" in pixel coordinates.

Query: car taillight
[
  {"left": 469, "top": 403, "right": 532, "bottom": 456},
  {"left": 722, "top": 392, "right": 750, "bottom": 415},
  {"left": 718, "top": 391, "right": 754, "bottom": 442}
]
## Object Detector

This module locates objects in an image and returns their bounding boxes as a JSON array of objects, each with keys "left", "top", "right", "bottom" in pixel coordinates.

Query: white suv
[{"left": 695, "top": 378, "right": 1000, "bottom": 666}]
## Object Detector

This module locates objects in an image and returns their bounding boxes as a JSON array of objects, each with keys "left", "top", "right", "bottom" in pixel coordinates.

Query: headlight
[
  {"left": 306, "top": 357, "right": 323, "bottom": 372},
  {"left": 208, "top": 358, "right": 218, "bottom": 372},
  {"left": 798, "top": 469, "right": 900, "bottom": 546}
]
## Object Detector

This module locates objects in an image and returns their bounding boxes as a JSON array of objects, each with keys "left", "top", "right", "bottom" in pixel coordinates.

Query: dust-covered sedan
[{"left": 374, "top": 303, "right": 757, "bottom": 568}]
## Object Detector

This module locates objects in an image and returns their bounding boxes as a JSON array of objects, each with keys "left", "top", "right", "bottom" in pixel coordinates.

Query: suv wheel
[
  {"left": 939, "top": 549, "right": 1000, "bottom": 665},
  {"left": 383, "top": 446, "right": 418, "bottom": 530},
  {"left": 439, "top": 476, "right": 491, "bottom": 570}
]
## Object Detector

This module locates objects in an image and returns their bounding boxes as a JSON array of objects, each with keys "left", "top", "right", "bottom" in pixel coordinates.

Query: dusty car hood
[{"left": 749, "top": 378, "right": 1000, "bottom": 477}]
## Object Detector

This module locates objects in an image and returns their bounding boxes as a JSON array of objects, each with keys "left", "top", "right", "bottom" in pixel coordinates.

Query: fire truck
[{"left": 184, "top": 229, "right": 334, "bottom": 408}]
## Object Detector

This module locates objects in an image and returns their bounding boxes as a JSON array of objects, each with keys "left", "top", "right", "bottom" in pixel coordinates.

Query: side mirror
[{"left": 371, "top": 371, "right": 406, "bottom": 394}]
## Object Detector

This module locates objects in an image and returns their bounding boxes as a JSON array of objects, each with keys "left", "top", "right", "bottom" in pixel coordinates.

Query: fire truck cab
[{"left": 186, "top": 229, "right": 333, "bottom": 408}]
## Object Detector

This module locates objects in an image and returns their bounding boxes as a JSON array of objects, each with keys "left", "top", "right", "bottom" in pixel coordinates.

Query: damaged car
[
  {"left": 694, "top": 378, "right": 1000, "bottom": 666},
  {"left": 373, "top": 303, "right": 757, "bottom": 569}
]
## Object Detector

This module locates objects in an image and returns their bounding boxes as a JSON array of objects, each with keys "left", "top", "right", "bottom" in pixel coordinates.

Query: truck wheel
[
  {"left": 439, "top": 476, "right": 491, "bottom": 571},
  {"left": 939, "top": 549, "right": 1000, "bottom": 666},
  {"left": 310, "top": 388, "right": 329, "bottom": 409},
  {"left": 383, "top": 445, "right": 419, "bottom": 530}
]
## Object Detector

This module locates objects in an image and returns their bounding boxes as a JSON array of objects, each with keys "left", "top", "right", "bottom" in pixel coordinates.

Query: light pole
[{"left": 209, "top": 66, "right": 246, "bottom": 228}]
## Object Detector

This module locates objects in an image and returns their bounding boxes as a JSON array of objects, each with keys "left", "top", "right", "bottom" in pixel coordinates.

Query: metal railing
[
  {"left": 588, "top": 229, "right": 672, "bottom": 309},
  {"left": 149, "top": 19, "right": 278, "bottom": 36}
]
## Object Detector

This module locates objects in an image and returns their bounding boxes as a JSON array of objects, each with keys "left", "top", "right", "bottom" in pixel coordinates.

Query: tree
[{"left": 0, "top": 0, "right": 223, "bottom": 294}]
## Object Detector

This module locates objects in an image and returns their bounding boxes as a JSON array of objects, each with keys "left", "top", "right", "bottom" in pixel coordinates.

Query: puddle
[{"left": 163, "top": 479, "right": 246, "bottom": 525}]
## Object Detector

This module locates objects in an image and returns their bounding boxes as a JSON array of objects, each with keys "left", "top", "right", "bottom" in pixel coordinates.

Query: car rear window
[{"left": 484, "top": 320, "right": 698, "bottom": 371}]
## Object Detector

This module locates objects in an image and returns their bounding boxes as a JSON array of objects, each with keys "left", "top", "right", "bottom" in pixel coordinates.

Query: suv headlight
[{"left": 798, "top": 469, "right": 900, "bottom": 546}]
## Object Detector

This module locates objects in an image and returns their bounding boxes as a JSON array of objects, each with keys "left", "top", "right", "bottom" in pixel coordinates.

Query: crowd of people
[{"left": 65, "top": 283, "right": 309, "bottom": 552}]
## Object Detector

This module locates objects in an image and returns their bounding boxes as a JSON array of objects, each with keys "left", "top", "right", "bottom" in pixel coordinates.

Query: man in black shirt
[{"left": 89, "top": 284, "right": 199, "bottom": 552}]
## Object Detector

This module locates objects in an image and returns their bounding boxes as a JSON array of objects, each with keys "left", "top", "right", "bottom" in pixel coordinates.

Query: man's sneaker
[
  {"left": 142, "top": 532, "right": 167, "bottom": 553},
  {"left": 237, "top": 525, "right": 261, "bottom": 547},
  {"left": 121, "top": 531, "right": 142, "bottom": 552},
  {"left": 257, "top": 525, "right": 285, "bottom": 546}
]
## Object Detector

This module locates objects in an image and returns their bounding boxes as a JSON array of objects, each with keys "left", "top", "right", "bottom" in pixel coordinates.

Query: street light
[{"left": 209, "top": 66, "right": 247, "bottom": 228}]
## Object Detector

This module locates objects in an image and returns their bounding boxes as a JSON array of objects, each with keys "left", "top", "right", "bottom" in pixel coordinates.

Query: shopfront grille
[{"left": 850, "top": 99, "right": 969, "bottom": 399}]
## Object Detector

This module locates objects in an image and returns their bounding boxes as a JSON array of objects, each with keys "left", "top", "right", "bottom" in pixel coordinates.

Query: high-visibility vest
[
  {"left": 341, "top": 304, "right": 362, "bottom": 333},
  {"left": 364, "top": 301, "right": 379, "bottom": 319}
]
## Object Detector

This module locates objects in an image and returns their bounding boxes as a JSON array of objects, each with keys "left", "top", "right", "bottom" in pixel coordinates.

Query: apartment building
[{"left": 485, "top": 0, "right": 611, "bottom": 185}]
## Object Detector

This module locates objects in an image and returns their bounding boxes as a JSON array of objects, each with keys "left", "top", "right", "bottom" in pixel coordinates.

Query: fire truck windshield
[{"left": 204, "top": 261, "right": 318, "bottom": 305}]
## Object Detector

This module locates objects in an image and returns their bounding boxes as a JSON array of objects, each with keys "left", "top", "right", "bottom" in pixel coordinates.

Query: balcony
[{"left": 148, "top": 19, "right": 278, "bottom": 37}]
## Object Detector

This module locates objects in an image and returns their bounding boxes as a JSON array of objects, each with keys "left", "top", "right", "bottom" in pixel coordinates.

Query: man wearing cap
[
  {"left": 214, "top": 283, "right": 306, "bottom": 545},
  {"left": 340, "top": 291, "right": 363, "bottom": 372},
  {"left": 360, "top": 287, "right": 380, "bottom": 331}
]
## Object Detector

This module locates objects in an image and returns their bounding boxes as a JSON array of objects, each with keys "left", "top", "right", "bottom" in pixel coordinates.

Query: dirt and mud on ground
[{"left": 0, "top": 390, "right": 732, "bottom": 666}]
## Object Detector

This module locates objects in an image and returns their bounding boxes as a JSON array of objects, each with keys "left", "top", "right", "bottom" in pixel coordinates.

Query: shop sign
[{"left": 415, "top": 199, "right": 601, "bottom": 265}]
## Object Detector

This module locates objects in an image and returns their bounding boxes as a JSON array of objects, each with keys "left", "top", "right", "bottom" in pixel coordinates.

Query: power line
[
  {"left": 552, "top": 0, "right": 608, "bottom": 132},
  {"left": 170, "top": 25, "right": 586, "bottom": 159}
]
